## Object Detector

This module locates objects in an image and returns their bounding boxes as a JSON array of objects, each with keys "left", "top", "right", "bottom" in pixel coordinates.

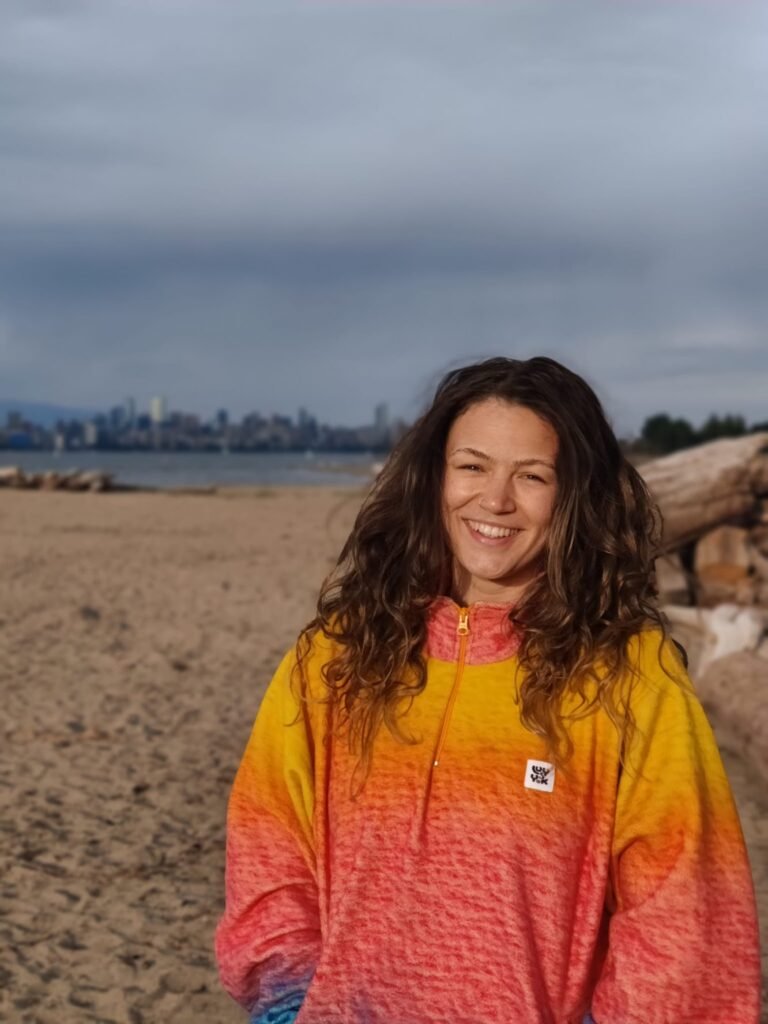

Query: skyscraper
[
  {"left": 150, "top": 396, "right": 167, "bottom": 426},
  {"left": 374, "top": 402, "right": 389, "bottom": 436},
  {"left": 124, "top": 397, "right": 136, "bottom": 429}
]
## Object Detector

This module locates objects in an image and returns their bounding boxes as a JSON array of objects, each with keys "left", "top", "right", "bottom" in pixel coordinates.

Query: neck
[
  {"left": 452, "top": 579, "right": 525, "bottom": 607},
  {"left": 452, "top": 567, "right": 538, "bottom": 607}
]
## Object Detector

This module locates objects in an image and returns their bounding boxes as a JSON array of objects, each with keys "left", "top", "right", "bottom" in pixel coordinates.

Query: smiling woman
[
  {"left": 442, "top": 399, "right": 559, "bottom": 606},
  {"left": 215, "top": 357, "right": 761, "bottom": 1024}
]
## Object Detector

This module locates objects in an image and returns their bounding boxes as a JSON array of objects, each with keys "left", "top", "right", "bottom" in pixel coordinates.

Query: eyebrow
[{"left": 449, "top": 447, "right": 556, "bottom": 470}]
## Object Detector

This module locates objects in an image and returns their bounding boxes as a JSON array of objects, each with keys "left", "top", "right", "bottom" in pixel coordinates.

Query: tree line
[{"left": 630, "top": 413, "right": 768, "bottom": 456}]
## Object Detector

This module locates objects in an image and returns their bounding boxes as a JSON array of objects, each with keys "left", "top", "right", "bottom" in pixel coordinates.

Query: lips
[{"left": 465, "top": 519, "right": 521, "bottom": 542}]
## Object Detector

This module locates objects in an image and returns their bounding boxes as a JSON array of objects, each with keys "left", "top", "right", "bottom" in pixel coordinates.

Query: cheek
[
  {"left": 442, "top": 473, "right": 471, "bottom": 512},
  {"left": 535, "top": 496, "right": 556, "bottom": 533}
]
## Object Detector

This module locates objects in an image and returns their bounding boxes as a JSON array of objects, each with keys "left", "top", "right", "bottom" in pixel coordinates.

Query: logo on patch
[{"left": 524, "top": 758, "right": 555, "bottom": 792}]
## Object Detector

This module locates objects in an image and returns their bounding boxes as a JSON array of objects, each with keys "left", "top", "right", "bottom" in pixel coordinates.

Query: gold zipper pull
[{"left": 432, "top": 607, "right": 471, "bottom": 771}]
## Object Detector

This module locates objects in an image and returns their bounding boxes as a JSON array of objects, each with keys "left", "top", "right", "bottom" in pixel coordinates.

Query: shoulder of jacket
[
  {"left": 276, "top": 626, "right": 344, "bottom": 702},
  {"left": 624, "top": 625, "right": 696, "bottom": 709}
]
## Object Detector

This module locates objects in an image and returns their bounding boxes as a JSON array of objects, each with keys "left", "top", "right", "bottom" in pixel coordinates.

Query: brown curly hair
[{"left": 296, "top": 356, "right": 665, "bottom": 779}]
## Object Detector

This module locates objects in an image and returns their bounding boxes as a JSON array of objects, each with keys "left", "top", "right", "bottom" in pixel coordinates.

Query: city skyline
[
  {"left": 0, "top": 393, "right": 399, "bottom": 454},
  {"left": 3, "top": 387, "right": 767, "bottom": 455},
  {"left": 0, "top": 393, "right": 395, "bottom": 432}
]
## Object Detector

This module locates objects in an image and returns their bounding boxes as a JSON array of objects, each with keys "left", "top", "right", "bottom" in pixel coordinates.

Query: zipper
[{"left": 432, "top": 607, "right": 470, "bottom": 767}]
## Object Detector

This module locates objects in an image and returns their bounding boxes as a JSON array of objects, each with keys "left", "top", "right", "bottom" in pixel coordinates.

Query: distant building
[
  {"left": 7, "top": 431, "right": 32, "bottom": 449},
  {"left": 124, "top": 397, "right": 136, "bottom": 428},
  {"left": 297, "top": 406, "right": 318, "bottom": 446},
  {"left": 374, "top": 402, "right": 389, "bottom": 434},
  {"left": 150, "top": 396, "right": 167, "bottom": 425},
  {"left": 148, "top": 397, "right": 167, "bottom": 450},
  {"left": 109, "top": 405, "right": 125, "bottom": 431},
  {"left": 84, "top": 421, "right": 99, "bottom": 447},
  {"left": 172, "top": 412, "right": 200, "bottom": 432}
]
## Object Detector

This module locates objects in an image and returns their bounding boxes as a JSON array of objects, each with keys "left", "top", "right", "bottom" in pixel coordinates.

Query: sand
[{"left": 0, "top": 486, "right": 765, "bottom": 1024}]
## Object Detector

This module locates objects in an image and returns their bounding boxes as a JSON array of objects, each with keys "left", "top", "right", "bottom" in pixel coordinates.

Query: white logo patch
[{"left": 524, "top": 759, "right": 555, "bottom": 792}]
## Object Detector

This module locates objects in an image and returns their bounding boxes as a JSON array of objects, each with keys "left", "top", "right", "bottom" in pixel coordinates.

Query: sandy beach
[{"left": 1, "top": 486, "right": 765, "bottom": 1023}]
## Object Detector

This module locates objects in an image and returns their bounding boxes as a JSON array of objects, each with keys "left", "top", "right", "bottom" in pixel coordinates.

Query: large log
[
  {"left": 662, "top": 603, "right": 766, "bottom": 676},
  {"left": 0, "top": 465, "right": 26, "bottom": 487},
  {"left": 696, "top": 652, "right": 768, "bottom": 786},
  {"left": 639, "top": 433, "right": 768, "bottom": 550}
]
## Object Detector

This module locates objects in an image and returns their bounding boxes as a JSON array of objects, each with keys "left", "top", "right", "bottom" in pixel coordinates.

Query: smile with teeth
[{"left": 466, "top": 519, "right": 521, "bottom": 539}]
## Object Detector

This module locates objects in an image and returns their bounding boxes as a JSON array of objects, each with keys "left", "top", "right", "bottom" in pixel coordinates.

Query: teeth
[{"left": 468, "top": 520, "right": 519, "bottom": 539}]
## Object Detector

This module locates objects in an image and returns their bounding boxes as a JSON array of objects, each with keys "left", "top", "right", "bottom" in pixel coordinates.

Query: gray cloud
[{"left": 1, "top": 0, "right": 766, "bottom": 432}]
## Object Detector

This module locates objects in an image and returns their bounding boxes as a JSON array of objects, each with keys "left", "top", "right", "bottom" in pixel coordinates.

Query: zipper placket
[{"left": 432, "top": 607, "right": 470, "bottom": 767}]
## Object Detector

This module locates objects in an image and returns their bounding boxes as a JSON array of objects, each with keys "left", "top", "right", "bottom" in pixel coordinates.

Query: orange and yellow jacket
[{"left": 215, "top": 599, "right": 761, "bottom": 1024}]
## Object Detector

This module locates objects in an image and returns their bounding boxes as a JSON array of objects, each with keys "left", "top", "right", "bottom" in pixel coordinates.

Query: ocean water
[{"left": 0, "top": 450, "right": 377, "bottom": 489}]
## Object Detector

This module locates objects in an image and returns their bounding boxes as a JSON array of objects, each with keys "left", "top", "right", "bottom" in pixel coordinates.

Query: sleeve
[
  {"left": 591, "top": 631, "right": 761, "bottom": 1024},
  {"left": 215, "top": 648, "right": 321, "bottom": 1023}
]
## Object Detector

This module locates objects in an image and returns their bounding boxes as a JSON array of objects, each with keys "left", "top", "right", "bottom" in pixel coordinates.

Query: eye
[
  {"left": 522, "top": 473, "right": 545, "bottom": 482},
  {"left": 459, "top": 463, "right": 483, "bottom": 472}
]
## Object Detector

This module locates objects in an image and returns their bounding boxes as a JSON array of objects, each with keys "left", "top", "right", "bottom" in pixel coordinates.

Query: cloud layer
[{"left": 1, "top": 0, "right": 767, "bottom": 431}]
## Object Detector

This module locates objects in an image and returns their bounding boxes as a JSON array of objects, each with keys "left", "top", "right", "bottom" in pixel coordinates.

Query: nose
[{"left": 478, "top": 473, "right": 517, "bottom": 514}]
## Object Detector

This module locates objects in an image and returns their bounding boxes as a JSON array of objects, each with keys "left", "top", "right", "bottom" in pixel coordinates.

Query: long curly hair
[{"left": 296, "top": 356, "right": 665, "bottom": 779}]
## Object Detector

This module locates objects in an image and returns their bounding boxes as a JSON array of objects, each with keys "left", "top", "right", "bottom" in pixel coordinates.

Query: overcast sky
[{"left": 1, "top": 0, "right": 767, "bottom": 434}]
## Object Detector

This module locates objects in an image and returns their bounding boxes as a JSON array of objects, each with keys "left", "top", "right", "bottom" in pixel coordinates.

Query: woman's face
[{"left": 442, "top": 398, "right": 559, "bottom": 605}]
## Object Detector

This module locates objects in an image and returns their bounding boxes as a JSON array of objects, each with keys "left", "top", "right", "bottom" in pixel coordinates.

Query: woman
[{"left": 216, "top": 357, "right": 761, "bottom": 1024}]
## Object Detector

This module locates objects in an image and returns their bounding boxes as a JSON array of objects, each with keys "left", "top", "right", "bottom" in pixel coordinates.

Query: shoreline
[{"left": 0, "top": 462, "right": 378, "bottom": 497}]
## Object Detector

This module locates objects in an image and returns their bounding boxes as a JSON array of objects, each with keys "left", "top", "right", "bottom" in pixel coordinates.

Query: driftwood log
[
  {"left": 640, "top": 432, "right": 768, "bottom": 550},
  {"left": 644, "top": 439, "right": 768, "bottom": 786},
  {"left": 696, "top": 652, "right": 768, "bottom": 785},
  {"left": 662, "top": 603, "right": 766, "bottom": 677},
  {"left": 0, "top": 466, "right": 115, "bottom": 492}
]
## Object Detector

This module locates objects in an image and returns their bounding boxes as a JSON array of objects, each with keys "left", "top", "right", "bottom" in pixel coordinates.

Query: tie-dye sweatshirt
[{"left": 215, "top": 599, "right": 761, "bottom": 1024}]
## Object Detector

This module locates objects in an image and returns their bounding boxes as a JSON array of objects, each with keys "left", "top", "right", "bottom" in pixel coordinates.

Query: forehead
[{"left": 446, "top": 399, "right": 558, "bottom": 458}]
